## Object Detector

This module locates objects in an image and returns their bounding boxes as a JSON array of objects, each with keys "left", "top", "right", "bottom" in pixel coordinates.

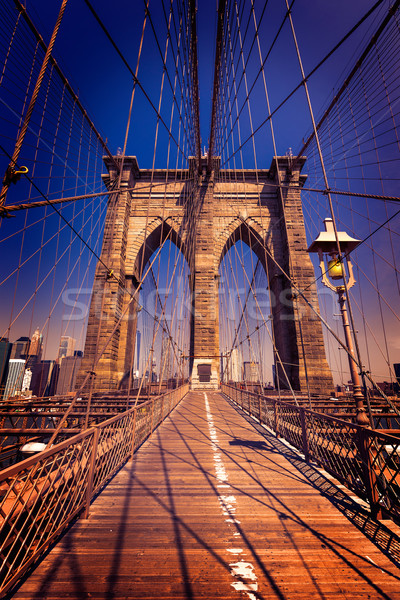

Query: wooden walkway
[{"left": 11, "top": 391, "right": 400, "bottom": 599}]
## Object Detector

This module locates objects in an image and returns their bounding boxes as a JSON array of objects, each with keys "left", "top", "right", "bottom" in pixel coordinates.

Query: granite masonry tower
[{"left": 76, "top": 154, "right": 333, "bottom": 395}]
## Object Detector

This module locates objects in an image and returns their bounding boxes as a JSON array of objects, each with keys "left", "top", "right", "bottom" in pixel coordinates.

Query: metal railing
[
  {"left": 0, "top": 384, "right": 189, "bottom": 597},
  {"left": 222, "top": 383, "right": 400, "bottom": 524}
]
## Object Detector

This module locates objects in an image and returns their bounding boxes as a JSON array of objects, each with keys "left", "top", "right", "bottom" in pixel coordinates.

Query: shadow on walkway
[{"left": 229, "top": 398, "right": 400, "bottom": 569}]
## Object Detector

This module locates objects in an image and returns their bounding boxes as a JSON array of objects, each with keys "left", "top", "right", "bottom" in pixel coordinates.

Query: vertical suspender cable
[
  {"left": 285, "top": 0, "right": 373, "bottom": 425},
  {"left": 0, "top": 0, "right": 69, "bottom": 206}
]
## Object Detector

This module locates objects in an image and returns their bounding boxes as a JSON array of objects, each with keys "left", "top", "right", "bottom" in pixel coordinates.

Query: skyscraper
[
  {"left": 230, "top": 348, "right": 240, "bottom": 382},
  {"left": 161, "top": 336, "right": 172, "bottom": 381},
  {"left": 243, "top": 361, "right": 259, "bottom": 383},
  {"left": 394, "top": 363, "right": 400, "bottom": 393},
  {"left": 0, "top": 338, "right": 12, "bottom": 391},
  {"left": 3, "top": 359, "right": 25, "bottom": 399},
  {"left": 220, "top": 353, "right": 228, "bottom": 382},
  {"left": 56, "top": 352, "right": 82, "bottom": 395},
  {"left": 26, "top": 328, "right": 42, "bottom": 368},
  {"left": 10, "top": 337, "right": 30, "bottom": 360},
  {"left": 221, "top": 348, "right": 241, "bottom": 382},
  {"left": 47, "top": 362, "right": 59, "bottom": 396},
  {"left": 28, "top": 328, "right": 42, "bottom": 358},
  {"left": 135, "top": 331, "right": 141, "bottom": 372},
  {"left": 22, "top": 368, "right": 32, "bottom": 392},
  {"left": 58, "top": 336, "right": 76, "bottom": 360},
  {"left": 31, "top": 360, "right": 55, "bottom": 397}
]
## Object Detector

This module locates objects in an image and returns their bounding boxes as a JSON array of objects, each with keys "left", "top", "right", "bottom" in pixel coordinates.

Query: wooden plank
[{"left": 10, "top": 391, "right": 400, "bottom": 599}]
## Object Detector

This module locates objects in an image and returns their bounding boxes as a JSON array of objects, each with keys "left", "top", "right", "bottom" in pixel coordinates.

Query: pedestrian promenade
[{"left": 11, "top": 391, "right": 400, "bottom": 599}]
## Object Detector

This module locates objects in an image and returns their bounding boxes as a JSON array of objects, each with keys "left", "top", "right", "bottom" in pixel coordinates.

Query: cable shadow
[
  {"left": 230, "top": 397, "right": 400, "bottom": 569},
  {"left": 168, "top": 391, "right": 400, "bottom": 590},
  {"left": 158, "top": 398, "right": 400, "bottom": 599},
  {"left": 175, "top": 403, "right": 308, "bottom": 487},
  {"left": 157, "top": 428, "right": 194, "bottom": 600},
  {"left": 204, "top": 393, "right": 400, "bottom": 596},
  {"left": 4, "top": 520, "right": 89, "bottom": 600},
  {"left": 6, "top": 391, "right": 400, "bottom": 600},
  {"left": 104, "top": 457, "right": 138, "bottom": 600}
]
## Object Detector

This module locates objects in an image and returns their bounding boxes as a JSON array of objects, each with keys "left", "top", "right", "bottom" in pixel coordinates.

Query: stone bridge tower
[{"left": 76, "top": 154, "right": 333, "bottom": 395}]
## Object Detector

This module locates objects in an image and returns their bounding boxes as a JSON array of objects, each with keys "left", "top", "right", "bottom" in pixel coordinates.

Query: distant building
[
  {"left": 394, "top": 364, "right": 400, "bottom": 393},
  {"left": 243, "top": 361, "right": 259, "bottom": 383},
  {"left": 56, "top": 352, "right": 82, "bottom": 395},
  {"left": 58, "top": 336, "right": 76, "bottom": 360},
  {"left": 150, "top": 358, "right": 158, "bottom": 383},
  {"left": 31, "top": 360, "right": 55, "bottom": 397},
  {"left": 230, "top": 348, "right": 240, "bottom": 381},
  {"left": 135, "top": 331, "right": 141, "bottom": 372},
  {"left": 10, "top": 337, "right": 30, "bottom": 360},
  {"left": 394, "top": 363, "right": 400, "bottom": 381},
  {"left": 0, "top": 338, "right": 12, "bottom": 390},
  {"left": 47, "top": 362, "right": 60, "bottom": 396},
  {"left": 28, "top": 328, "right": 42, "bottom": 358},
  {"left": 220, "top": 349, "right": 240, "bottom": 382},
  {"left": 375, "top": 381, "right": 397, "bottom": 395},
  {"left": 22, "top": 368, "right": 32, "bottom": 392},
  {"left": 220, "top": 354, "right": 227, "bottom": 382},
  {"left": 161, "top": 336, "right": 172, "bottom": 380},
  {"left": 26, "top": 328, "right": 43, "bottom": 368},
  {"left": 3, "top": 359, "right": 25, "bottom": 399}
]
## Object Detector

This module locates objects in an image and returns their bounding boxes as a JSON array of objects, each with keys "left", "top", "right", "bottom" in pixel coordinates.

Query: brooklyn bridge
[{"left": 0, "top": 0, "right": 400, "bottom": 597}]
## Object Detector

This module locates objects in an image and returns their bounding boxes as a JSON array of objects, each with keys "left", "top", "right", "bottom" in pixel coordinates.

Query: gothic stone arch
[{"left": 77, "top": 155, "right": 333, "bottom": 394}]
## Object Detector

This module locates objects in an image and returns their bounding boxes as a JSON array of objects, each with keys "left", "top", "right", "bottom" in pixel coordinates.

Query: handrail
[
  {"left": 0, "top": 384, "right": 189, "bottom": 597},
  {"left": 221, "top": 383, "right": 400, "bottom": 525}
]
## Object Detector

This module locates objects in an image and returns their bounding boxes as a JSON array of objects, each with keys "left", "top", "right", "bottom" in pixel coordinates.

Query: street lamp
[{"left": 308, "top": 218, "right": 369, "bottom": 426}]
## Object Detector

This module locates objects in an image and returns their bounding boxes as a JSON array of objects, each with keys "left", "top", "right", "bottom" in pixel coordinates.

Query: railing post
[
  {"left": 130, "top": 408, "right": 138, "bottom": 458},
  {"left": 151, "top": 397, "right": 155, "bottom": 433},
  {"left": 258, "top": 394, "right": 262, "bottom": 423},
  {"left": 274, "top": 400, "right": 279, "bottom": 437},
  {"left": 299, "top": 407, "right": 310, "bottom": 462},
  {"left": 357, "top": 428, "right": 383, "bottom": 520},
  {"left": 83, "top": 426, "right": 100, "bottom": 519}
]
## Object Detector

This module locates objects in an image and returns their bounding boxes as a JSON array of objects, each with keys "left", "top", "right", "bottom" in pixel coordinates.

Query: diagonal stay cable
[
  {"left": 0, "top": 179, "right": 195, "bottom": 214},
  {"left": 83, "top": 0, "right": 187, "bottom": 160},
  {"left": 295, "top": 0, "right": 400, "bottom": 164},
  {"left": 0, "top": 141, "right": 117, "bottom": 275},
  {"left": 222, "top": 0, "right": 392, "bottom": 165}
]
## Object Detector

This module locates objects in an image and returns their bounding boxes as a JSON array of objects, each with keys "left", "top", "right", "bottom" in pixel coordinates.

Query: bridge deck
[{"left": 12, "top": 391, "right": 400, "bottom": 599}]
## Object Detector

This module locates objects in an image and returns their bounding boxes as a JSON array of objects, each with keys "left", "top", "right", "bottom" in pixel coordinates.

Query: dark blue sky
[
  {"left": 1, "top": 0, "right": 398, "bottom": 381},
  {"left": 28, "top": 0, "right": 383, "bottom": 165}
]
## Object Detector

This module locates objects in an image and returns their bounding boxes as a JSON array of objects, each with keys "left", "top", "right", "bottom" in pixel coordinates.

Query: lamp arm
[{"left": 346, "top": 257, "right": 356, "bottom": 289}]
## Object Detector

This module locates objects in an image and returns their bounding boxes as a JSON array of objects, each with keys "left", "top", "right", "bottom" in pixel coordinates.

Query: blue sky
[
  {"left": 26, "top": 0, "right": 386, "bottom": 164},
  {"left": 1, "top": 0, "right": 398, "bottom": 383}
]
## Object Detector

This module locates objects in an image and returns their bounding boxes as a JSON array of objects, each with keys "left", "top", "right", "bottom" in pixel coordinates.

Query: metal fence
[
  {"left": 222, "top": 384, "right": 400, "bottom": 524},
  {"left": 0, "top": 384, "right": 189, "bottom": 597}
]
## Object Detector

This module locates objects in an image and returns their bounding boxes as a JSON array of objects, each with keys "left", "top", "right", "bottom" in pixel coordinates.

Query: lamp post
[{"left": 308, "top": 218, "right": 369, "bottom": 426}]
